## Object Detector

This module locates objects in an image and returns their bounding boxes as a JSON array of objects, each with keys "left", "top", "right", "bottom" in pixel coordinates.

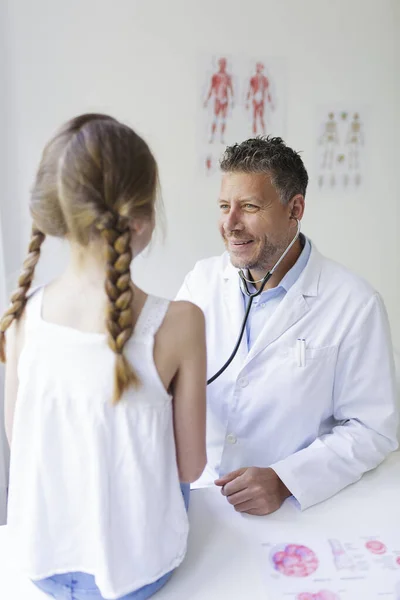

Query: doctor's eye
[
  {"left": 219, "top": 204, "right": 230, "bottom": 211},
  {"left": 244, "top": 204, "right": 258, "bottom": 210}
]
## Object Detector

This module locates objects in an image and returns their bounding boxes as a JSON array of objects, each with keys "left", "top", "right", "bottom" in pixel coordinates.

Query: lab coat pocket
[{"left": 283, "top": 345, "right": 338, "bottom": 421}]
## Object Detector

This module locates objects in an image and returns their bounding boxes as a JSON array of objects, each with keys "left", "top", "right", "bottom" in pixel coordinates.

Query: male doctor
[{"left": 176, "top": 137, "right": 398, "bottom": 515}]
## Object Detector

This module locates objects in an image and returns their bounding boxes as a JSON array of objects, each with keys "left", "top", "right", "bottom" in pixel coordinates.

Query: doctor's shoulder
[
  {"left": 317, "top": 254, "right": 390, "bottom": 325},
  {"left": 176, "top": 253, "right": 230, "bottom": 304},
  {"left": 319, "top": 254, "right": 380, "bottom": 304}
]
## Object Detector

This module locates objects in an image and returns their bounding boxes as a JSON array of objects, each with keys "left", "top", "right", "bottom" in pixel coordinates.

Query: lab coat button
[
  {"left": 239, "top": 378, "right": 248, "bottom": 388},
  {"left": 226, "top": 433, "right": 237, "bottom": 444}
]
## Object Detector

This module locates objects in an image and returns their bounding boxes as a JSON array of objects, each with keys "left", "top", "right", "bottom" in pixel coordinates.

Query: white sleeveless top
[{"left": 7, "top": 288, "right": 188, "bottom": 600}]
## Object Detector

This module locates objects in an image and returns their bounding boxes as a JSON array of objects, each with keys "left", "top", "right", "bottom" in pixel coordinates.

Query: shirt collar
[{"left": 278, "top": 234, "right": 311, "bottom": 293}]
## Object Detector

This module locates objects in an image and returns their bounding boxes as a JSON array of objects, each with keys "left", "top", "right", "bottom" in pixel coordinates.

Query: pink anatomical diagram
[
  {"left": 272, "top": 544, "right": 319, "bottom": 577},
  {"left": 204, "top": 57, "right": 234, "bottom": 144},
  {"left": 365, "top": 540, "right": 387, "bottom": 555},
  {"left": 246, "top": 62, "right": 273, "bottom": 135},
  {"left": 297, "top": 592, "right": 340, "bottom": 600},
  {"left": 396, "top": 556, "right": 400, "bottom": 566}
]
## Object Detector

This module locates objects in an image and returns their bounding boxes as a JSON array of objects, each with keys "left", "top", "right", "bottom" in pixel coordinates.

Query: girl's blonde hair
[{"left": 0, "top": 114, "right": 158, "bottom": 403}]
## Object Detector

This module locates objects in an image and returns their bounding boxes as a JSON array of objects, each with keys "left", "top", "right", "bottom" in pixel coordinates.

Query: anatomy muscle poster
[{"left": 199, "top": 55, "right": 286, "bottom": 175}]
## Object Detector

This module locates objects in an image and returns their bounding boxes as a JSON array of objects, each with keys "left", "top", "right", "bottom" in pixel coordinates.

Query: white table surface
[{"left": 0, "top": 452, "right": 399, "bottom": 599}]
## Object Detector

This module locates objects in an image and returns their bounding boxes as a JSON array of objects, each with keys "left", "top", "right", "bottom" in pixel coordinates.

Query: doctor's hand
[{"left": 214, "top": 467, "right": 291, "bottom": 516}]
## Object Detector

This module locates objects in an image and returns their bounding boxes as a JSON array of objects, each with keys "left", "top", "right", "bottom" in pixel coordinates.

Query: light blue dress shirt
[{"left": 242, "top": 235, "right": 311, "bottom": 349}]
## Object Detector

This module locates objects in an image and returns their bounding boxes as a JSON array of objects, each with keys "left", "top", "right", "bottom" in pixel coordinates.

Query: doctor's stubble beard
[{"left": 226, "top": 233, "right": 289, "bottom": 273}]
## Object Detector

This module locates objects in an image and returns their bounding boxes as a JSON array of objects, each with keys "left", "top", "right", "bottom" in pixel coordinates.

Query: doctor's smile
[{"left": 226, "top": 237, "right": 255, "bottom": 255}]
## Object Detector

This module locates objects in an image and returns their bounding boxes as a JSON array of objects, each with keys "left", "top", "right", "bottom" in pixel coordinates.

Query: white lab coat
[{"left": 176, "top": 241, "right": 399, "bottom": 509}]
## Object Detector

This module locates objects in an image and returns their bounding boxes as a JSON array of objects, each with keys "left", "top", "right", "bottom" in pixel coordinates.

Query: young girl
[{"left": 0, "top": 114, "right": 207, "bottom": 600}]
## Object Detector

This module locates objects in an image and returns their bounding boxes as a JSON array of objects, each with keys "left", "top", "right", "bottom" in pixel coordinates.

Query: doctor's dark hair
[
  {"left": 0, "top": 113, "right": 158, "bottom": 404},
  {"left": 220, "top": 136, "right": 308, "bottom": 205}
]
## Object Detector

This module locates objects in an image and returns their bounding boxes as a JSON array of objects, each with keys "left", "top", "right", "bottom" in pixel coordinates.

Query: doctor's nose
[{"left": 223, "top": 209, "right": 245, "bottom": 233}]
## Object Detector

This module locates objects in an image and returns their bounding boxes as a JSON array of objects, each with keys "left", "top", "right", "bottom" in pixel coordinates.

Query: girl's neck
[
  {"left": 64, "top": 240, "right": 109, "bottom": 289},
  {"left": 60, "top": 240, "right": 145, "bottom": 307}
]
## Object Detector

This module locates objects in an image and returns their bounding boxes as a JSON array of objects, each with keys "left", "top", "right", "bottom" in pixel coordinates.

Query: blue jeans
[{"left": 33, "top": 484, "right": 190, "bottom": 600}]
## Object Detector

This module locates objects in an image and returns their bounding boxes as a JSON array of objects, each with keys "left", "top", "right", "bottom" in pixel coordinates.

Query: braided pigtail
[
  {"left": 96, "top": 212, "right": 139, "bottom": 403},
  {"left": 0, "top": 226, "right": 45, "bottom": 362}
]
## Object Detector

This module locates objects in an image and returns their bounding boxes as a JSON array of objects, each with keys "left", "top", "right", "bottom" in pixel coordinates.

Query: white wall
[{"left": 1, "top": 0, "right": 399, "bottom": 350}]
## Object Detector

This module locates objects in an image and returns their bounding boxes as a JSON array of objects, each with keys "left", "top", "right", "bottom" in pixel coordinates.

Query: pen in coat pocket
[{"left": 296, "top": 338, "right": 306, "bottom": 367}]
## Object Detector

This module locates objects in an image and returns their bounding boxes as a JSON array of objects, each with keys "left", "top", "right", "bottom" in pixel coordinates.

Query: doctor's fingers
[
  {"left": 233, "top": 496, "right": 282, "bottom": 516},
  {"left": 224, "top": 487, "right": 253, "bottom": 507},
  {"left": 214, "top": 467, "right": 247, "bottom": 487},
  {"left": 220, "top": 473, "right": 248, "bottom": 496}
]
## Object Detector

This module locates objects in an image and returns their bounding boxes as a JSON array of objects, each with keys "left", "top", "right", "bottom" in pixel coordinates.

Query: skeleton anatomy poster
[
  {"left": 316, "top": 109, "right": 366, "bottom": 191},
  {"left": 199, "top": 56, "right": 286, "bottom": 175}
]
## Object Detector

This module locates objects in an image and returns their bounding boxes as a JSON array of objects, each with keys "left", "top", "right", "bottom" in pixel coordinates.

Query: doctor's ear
[{"left": 288, "top": 194, "right": 305, "bottom": 221}]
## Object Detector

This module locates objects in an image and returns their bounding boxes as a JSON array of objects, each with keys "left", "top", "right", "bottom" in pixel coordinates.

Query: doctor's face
[{"left": 218, "top": 172, "right": 300, "bottom": 275}]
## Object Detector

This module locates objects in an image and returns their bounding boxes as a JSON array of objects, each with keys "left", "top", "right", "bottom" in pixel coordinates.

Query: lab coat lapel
[{"left": 243, "top": 244, "right": 322, "bottom": 368}]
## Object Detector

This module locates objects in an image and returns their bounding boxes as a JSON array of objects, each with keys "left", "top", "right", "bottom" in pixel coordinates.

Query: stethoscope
[{"left": 207, "top": 218, "right": 301, "bottom": 385}]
